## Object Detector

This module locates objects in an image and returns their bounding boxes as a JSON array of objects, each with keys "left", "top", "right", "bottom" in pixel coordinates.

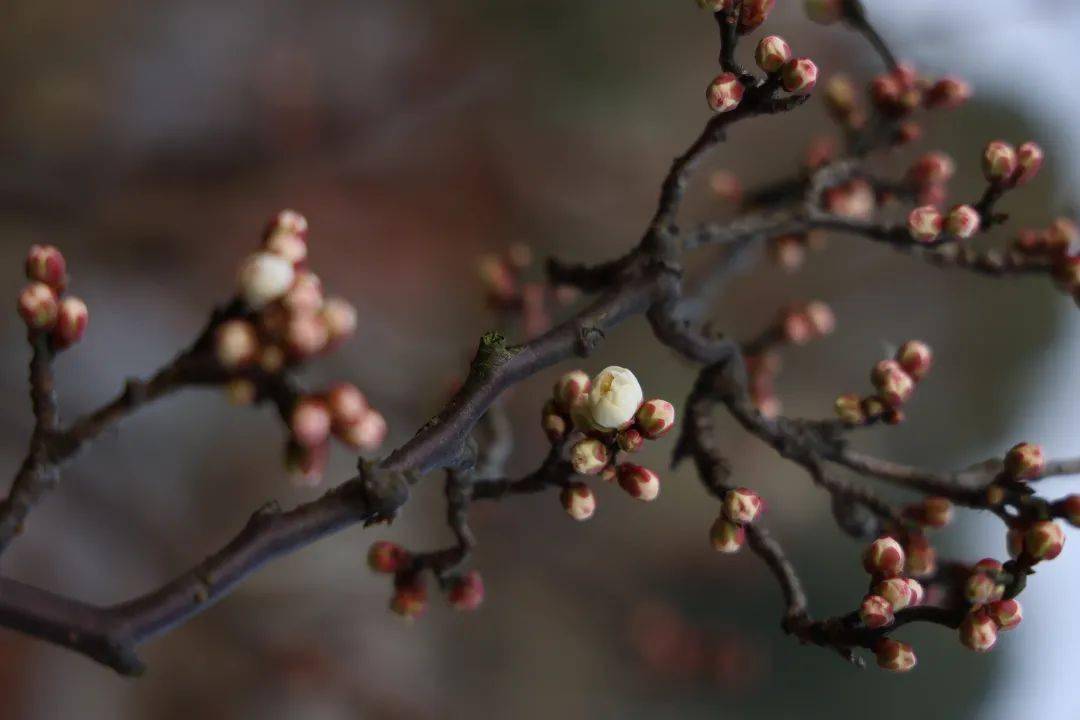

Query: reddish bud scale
[
  {"left": 25, "top": 245, "right": 67, "bottom": 292},
  {"left": 874, "top": 638, "right": 917, "bottom": 672},
  {"left": 617, "top": 428, "right": 645, "bottom": 453},
  {"left": 561, "top": 482, "right": 596, "bottom": 521},
  {"left": 959, "top": 611, "right": 998, "bottom": 653},
  {"left": 447, "top": 571, "right": 485, "bottom": 611},
  {"left": 618, "top": 464, "right": 660, "bottom": 502},
  {"left": 1004, "top": 442, "right": 1045, "bottom": 481},
  {"left": 707, "top": 73, "right": 745, "bottom": 113},
  {"left": 755, "top": 35, "right": 791, "bottom": 74},
  {"left": 368, "top": 541, "right": 411, "bottom": 573},
  {"left": 53, "top": 297, "right": 88, "bottom": 349},
  {"left": 781, "top": 58, "right": 819, "bottom": 94},
  {"left": 859, "top": 594, "right": 895, "bottom": 629},
  {"left": 863, "top": 536, "right": 905, "bottom": 578}
]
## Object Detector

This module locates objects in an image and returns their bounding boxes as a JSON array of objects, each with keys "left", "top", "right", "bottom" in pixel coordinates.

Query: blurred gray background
[{"left": 0, "top": 1, "right": 1078, "bottom": 718}]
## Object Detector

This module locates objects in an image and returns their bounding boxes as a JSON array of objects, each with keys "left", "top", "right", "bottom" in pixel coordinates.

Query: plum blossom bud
[
  {"left": 823, "top": 76, "right": 857, "bottom": 121},
  {"left": 326, "top": 383, "right": 367, "bottom": 427},
  {"left": 945, "top": 205, "right": 981, "bottom": 239},
  {"left": 860, "top": 396, "right": 887, "bottom": 420},
  {"left": 226, "top": 378, "right": 257, "bottom": 406},
  {"left": 959, "top": 610, "right": 998, "bottom": 653},
  {"left": 908, "top": 206, "right": 943, "bottom": 243},
  {"left": 553, "top": 370, "right": 591, "bottom": 411},
  {"left": 53, "top": 297, "right": 88, "bottom": 349},
  {"left": 755, "top": 35, "right": 791, "bottom": 73},
  {"left": 561, "top": 482, "right": 597, "bottom": 521},
  {"left": 587, "top": 366, "right": 643, "bottom": 430},
  {"left": 904, "top": 535, "right": 937, "bottom": 578},
  {"left": 617, "top": 428, "right": 645, "bottom": 453},
  {"left": 617, "top": 464, "right": 660, "bottom": 502},
  {"left": 909, "top": 152, "right": 956, "bottom": 187},
  {"left": 983, "top": 141, "right": 1018, "bottom": 184},
  {"left": 859, "top": 594, "right": 894, "bottom": 629},
  {"left": 874, "top": 638, "right": 917, "bottom": 672},
  {"left": 635, "top": 399, "right": 676, "bottom": 439},
  {"left": 390, "top": 580, "right": 427, "bottom": 619},
  {"left": 25, "top": 245, "right": 67, "bottom": 292},
  {"left": 447, "top": 571, "right": 485, "bottom": 611},
  {"left": 266, "top": 209, "right": 309, "bottom": 239},
  {"left": 282, "top": 272, "right": 323, "bottom": 314},
  {"left": 341, "top": 410, "right": 387, "bottom": 452},
  {"left": 368, "top": 541, "right": 410, "bottom": 573},
  {"left": 321, "top": 297, "right": 358, "bottom": 341},
  {"left": 291, "top": 398, "right": 332, "bottom": 448},
  {"left": 863, "top": 536, "right": 905, "bottom": 578},
  {"left": 987, "top": 599, "right": 1022, "bottom": 631},
  {"left": 781, "top": 310, "right": 813, "bottom": 346},
  {"left": 918, "top": 497, "right": 953, "bottom": 528},
  {"left": 906, "top": 578, "right": 926, "bottom": 607},
  {"left": 722, "top": 488, "right": 764, "bottom": 525},
  {"left": 925, "top": 76, "right": 972, "bottom": 109},
  {"left": 781, "top": 58, "right": 818, "bottom": 94},
  {"left": 17, "top": 283, "right": 59, "bottom": 331},
  {"left": 871, "top": 362, "right": 915, "bottom": 408},
  {"left": 1015, "top": 142, "right": 1044, "bottom": 186},
  {"left": 1026, "top": 520, "right": 1065, "bottom": 561},
  {"left": 238, "top": 252, "right": 295, "bottom": 309},
  {"left": 264, "top": 228, "right": 307, "bottom": 266},
  {"left": 874, "top": 577, "right": 916, "bottom": 612},
  {"left": 1006, "top": 528, "right": 1025, "bottom": 559},
  {"left": 834, "top": 394, "right": 866, "bottom": 425},
  {"left": 710, "top": 517, "right": 745, "bottom": 554},
  {"left": 1061, "top": 495, "right": 1080, "bottom": 528},
  {"left": 542, "top": 412, "right": 567, "bottom": 444},
  {"left": 285, "top": 312, "right": 330, "bottom": 358},
  {"left": 804, "top": 0, "right": 843, "bottom": 24},
  {"left": 214, "top": 319, "right": 259, "bottom": 369},
  {"left": 706, "top": 73, "right": 744, "bottom": 113},
  {"left": 805, "top": 301, "right": 835, "bottom": 337},
  {"left": 738, "top": 0, "right": 775, "bottom": 33},
  {"left": 571, "top": 438, "right": 609, "bottom": 475},
  {"left": 965, "top": 571, "right": 1003, "bottom": 606},
  {"left": 1004, "top": 442, "right": 1045, "bottom": 481},
  {"left": 896, "top": 340, "right": 933, "bottom": 382}
]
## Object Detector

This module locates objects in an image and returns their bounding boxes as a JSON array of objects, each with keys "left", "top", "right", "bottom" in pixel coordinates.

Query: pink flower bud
[
  {"left": 874, "top": 638, "right": 917, "bottom": 672},
  {"left": 987, "top": 599, "right": 1022, "bottom": 631},
  {"left": 723, "top": 487, "right": 764, "bottom": 525},
  {"left": 326, "top": 382, "right": 368, "bottom": 427},
  {"left": 390, "top": 580, "right": 427, "bottom": 619},
  {"left": 863, "top": 536, "right": 906, "bottom": 578},
  {"left": 904, "top": 535, "right": 937, "bottom": 578},
  {"left": 871, "top": 362, "right": 915, "bottom": 408},
  {"left": 214, "top": 319, "right": 259, "bottom": 369},
  {"left": 264, "top": 228, "right": 308, "bottom": 266},
  {"left": 561, "top": 482, "right": 597, "bottom": 521},
  {"left": 17, "top": 282, "right": 59, "bottom": 331},
  {"left": 918, "top": 497, "right": 953, "bottom": 528},
  {"left": 368, "top": 541, "right": 410, "bottom": 573},
  {"left": 25, "top": 245, "right": 67, "bottom": 292},
  {"left": 282, "top": 272, "right": 323, "bottom": 314},
  {"left": 706, "top": 73, "right": 745, "bottom": 113},
  {"left": 925, "top": 76, "right": 972, "bottom": 110},
  {"left": 542, "top": 412, "right": 568, "bottom": 444},
  {"left": 265, "top": 209, "right": 309, "bottom": 239},
  {"left": 1015, "top": 142, "right": 1044, "bottom": 186},
  {"left": 804, "top": 0, "right": 843, "bottom": 24},
  {"left": 1025, "top": 520, "right": 1065, "bottom": 562},
  {"left": 983, "top": 141, "right": 1018, "bottom": 184},
  {"left": 291, "top": 398, "right": 332, "bottom": 448},
  {"left": 571, "top": 439, "right": 609, "bottom": 475},
  {"left": 874, "top": 577, "right": 916, "bottom": 612},
  {"left": 1004, "top": 442, "right": 1045, "bottom": 481},
  {"left": 553, "top": 370, "right": 591, "bottom": 411},
  {"left": 755, "top": 35, "right": 791, "bottom": 73},
  {"left": 945, "top": 205, "right": 981, "bottom": 239},
  {"left": 905, "top": 578, "right": 925, "bottom": 606},
  {"left": 285, "top": 312, "right": 330, "bottom": 358},
  {"left": 710, "top": 517, "right": 746, "bottom": 553},
  {"left": 965, "top": 572, "right": 1003, "bottom": 606},
  {"left": 1062, "top": 495, "right": 1080, "bottom": 528},
  {"left": 617, "top": 428, "right": 645, "bottom": 453},
  {"left": 781, "top": 58, "right": 818, "bottom": 94},
  {"left": 908, "top": 152, "right": 956, "bottom": 187},
  {"left": 959, "top": 610, "right": 998, "bottom": 653},
  {"left": 895, "top": 340, "right": 933, "bottom": 382},
  {"left": 635, "top": 398, "right": 676, "bottom": 439},
  {"left": 907, "top": 205, "right": 943, "bottom": 243},
  {"left": 738, "top": 0, "right": 775, "bottom": 33},
  {"left": 804, "top": 300, "right": 836, "bottom": 337},
  {"left": 53, "top": 296, "right": 88, "bottom": 349},
  {"left": 238, "top": 252, "right": 295, "bottom": 309},
  {"left": 617, "top": 464, "right": 660, "bottom": 502},
  {"left": 781, "top": 310, "right": 814, "bottom": 345},
  {"left": 447, "top": 570, "right": 484, "bottom": 611},
  {"left": 321, "top": 297, "right": 358, "bottom": 341},
  {"left": 341, "top": 409, "right": 387, "bottom": 452},
  {"left": 859, "top": 594, "right": 894, "bottom": 629}
]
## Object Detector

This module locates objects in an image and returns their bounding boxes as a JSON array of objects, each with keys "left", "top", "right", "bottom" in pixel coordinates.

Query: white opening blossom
[
  {"left": 238, "top": 252, "right": 295, "bottom": 309},
  {"left": 586, "top": 366, "right": 643, "bottom": 430}
]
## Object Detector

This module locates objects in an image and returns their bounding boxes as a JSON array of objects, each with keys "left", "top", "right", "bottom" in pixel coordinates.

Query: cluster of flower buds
[
  {"left": 982, "top": 140, "right": 1043, "bottom": 188},
  {"left": 907, "top": 202, "right": 982, "bottom": 244},
  {"left": 541, "top": 367, "right": 675, "bottom": 520},
  {"left": 695, "top": 0, "right": 775, "bottom": 35},
  {"left": 478, "top": 244, "right": 570, "bottom": 338},
  {"left": 745, "top": 301, "right": 835, "bottom": 418},
  {"left": 870, "top": 63, "right": 971, "bottom": 120},
  {"left": 368, "top": 541, "right": 486, "bottom": 618},
  {"left": 746, "top": 352, "right": 782, "bottom": 420},
  {"left": 710, "top": 487, "right": 763, "bottom": 554},
  {"left": 285, "top": 384, "right": 387, "bottom": 485},
  {"left": 779, "top": 301, "right": 836, "bottom": 346},
  {"left": 18, "top": 245, "right": 89, "bottom": 350},
  {"left": 767, "top": 232, "right": 826, "bottom": 272},
  {"left": 706, "top": 40, "right": 815, "bottom": 113},
  {"left": 834, "top": 340, "right": 931, "bottom": 426},
  {"left": 1016, "top": 217, "right": 1080, "bottom": 305},
  {"left": 857, "top": 535, "right": 925, "bottom": 671},
  {"left": 956, "top": 557, "right": 1023, "bottom": 652},
  {"left": 902, "top": 496, "right": 954, "bottom": 529}
]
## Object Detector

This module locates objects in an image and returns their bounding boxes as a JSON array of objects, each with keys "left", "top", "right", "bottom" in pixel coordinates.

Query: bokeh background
[{"left": 0, "top": 0, "right": 1078, "bottom": 718}]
